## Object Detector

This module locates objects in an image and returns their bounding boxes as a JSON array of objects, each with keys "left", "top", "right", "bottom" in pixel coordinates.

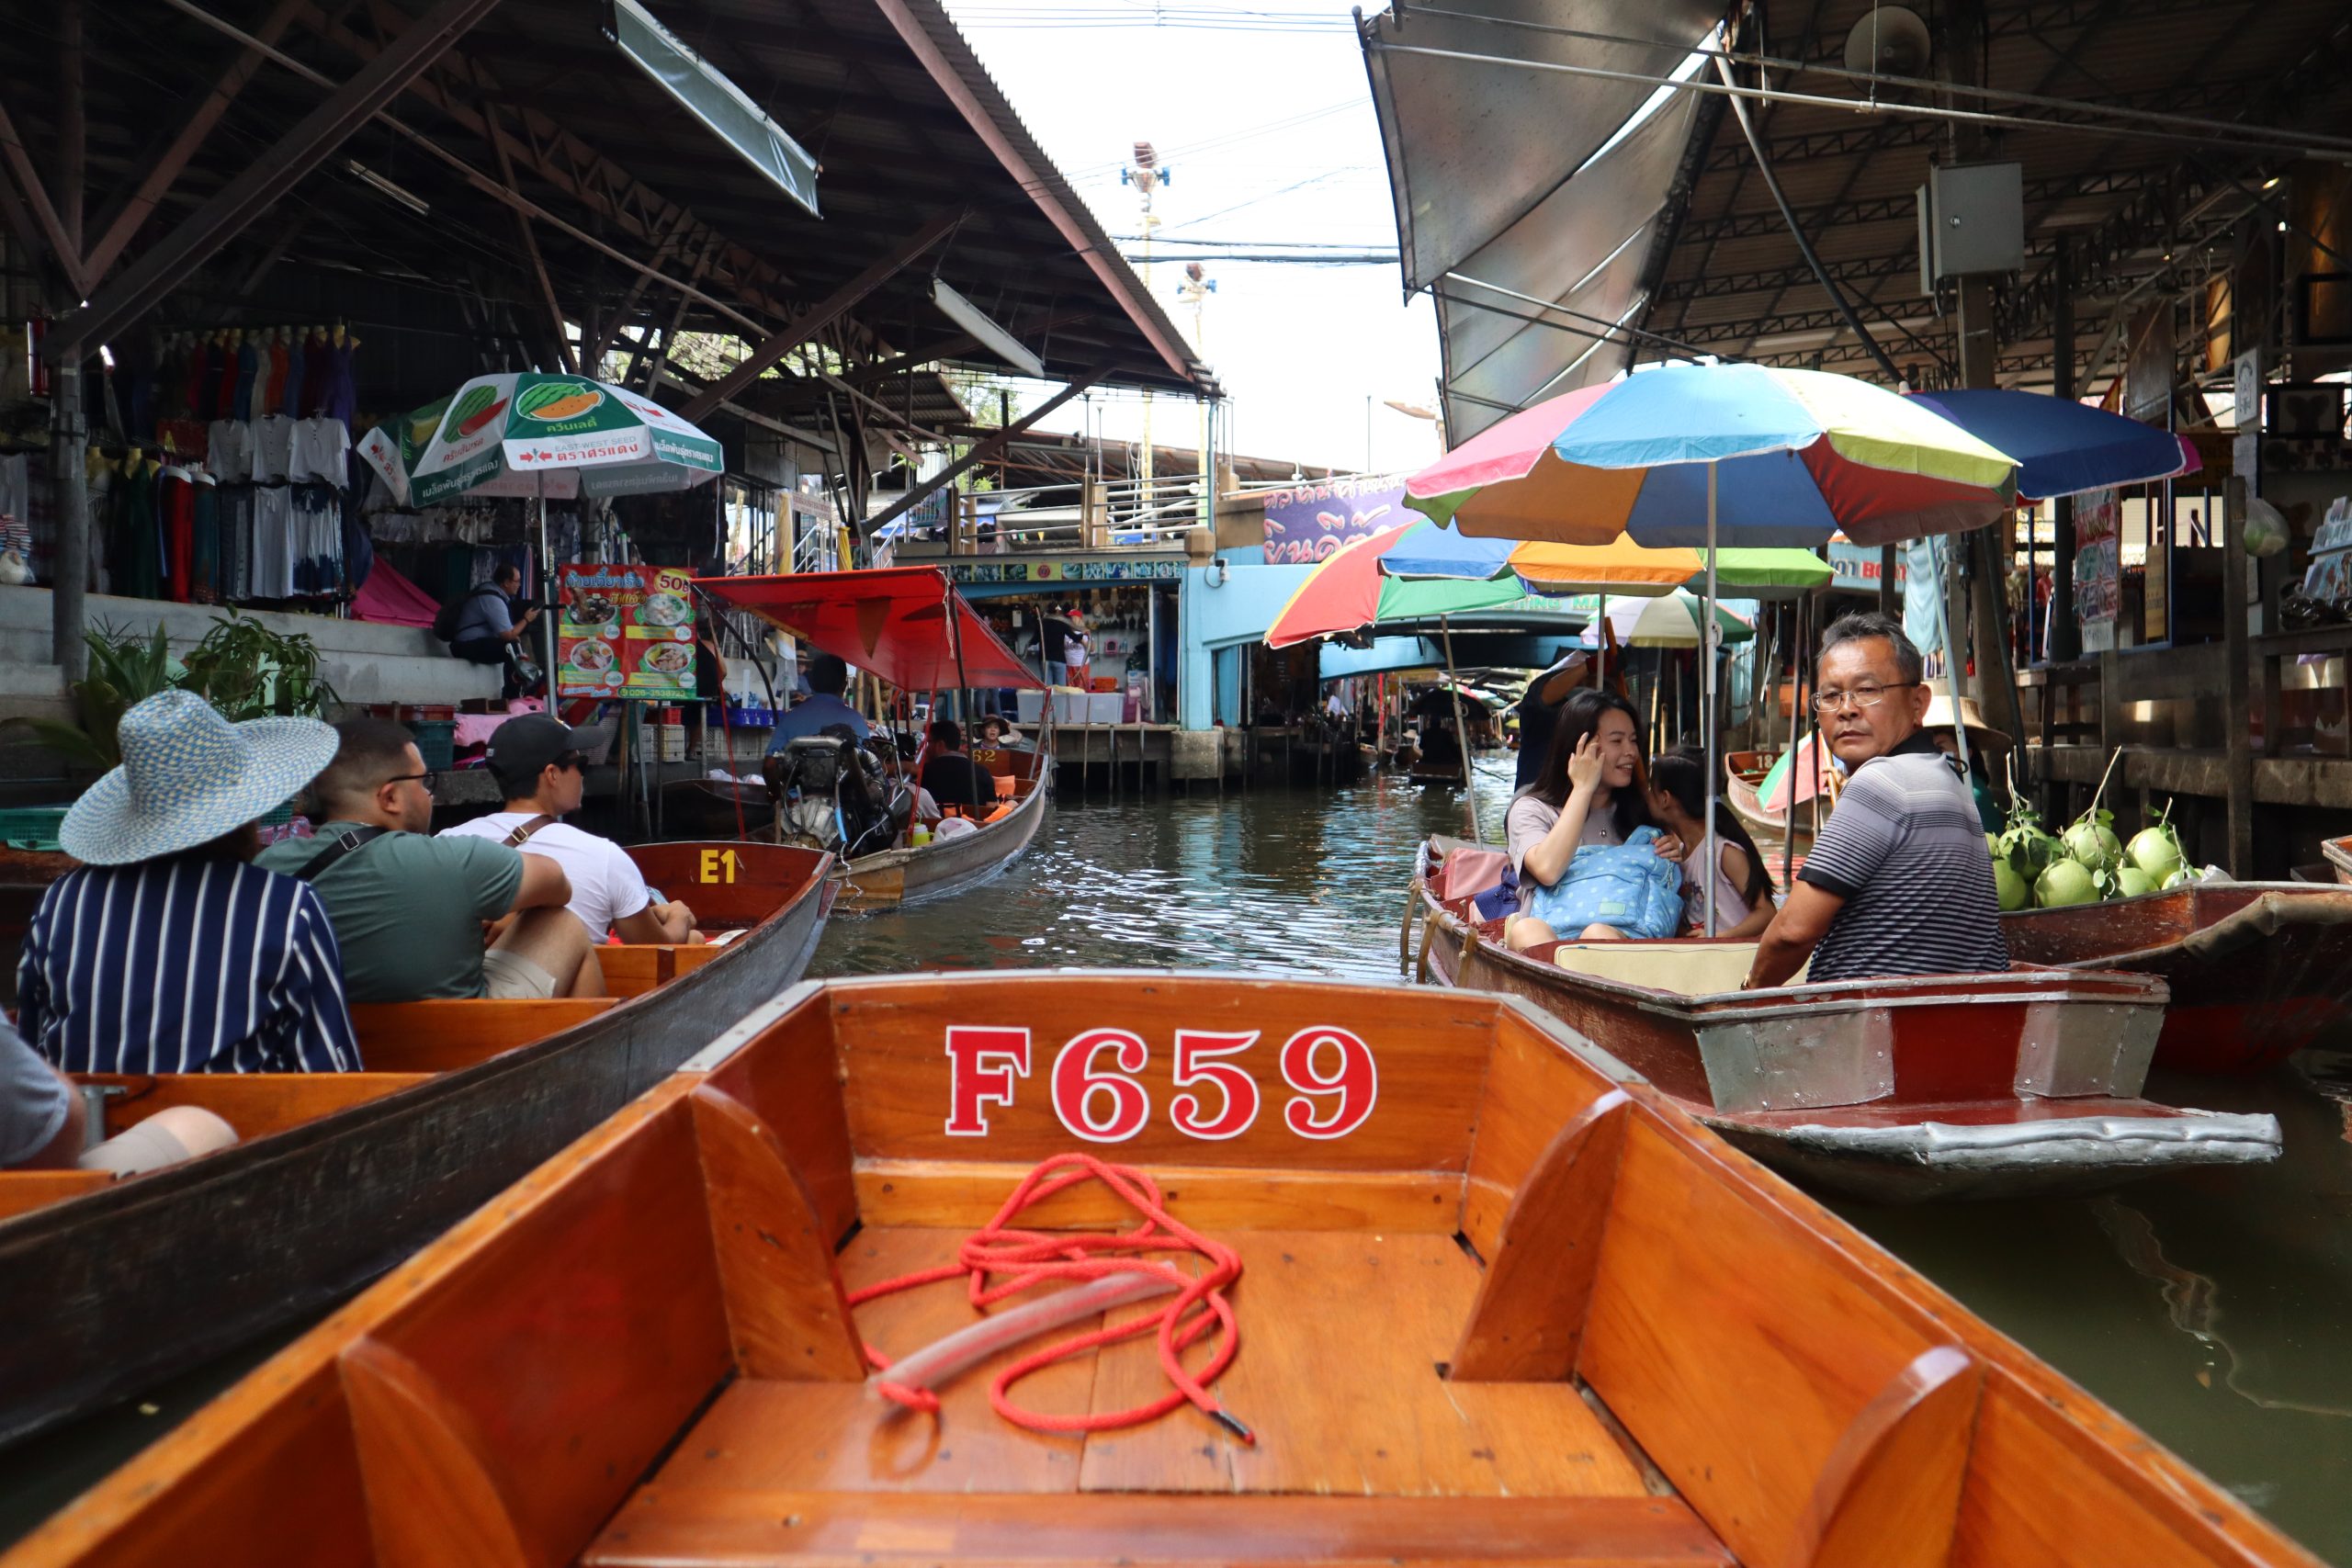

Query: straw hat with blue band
[{"left": 61, "top": 692, "right": 340, "bottom": 866}]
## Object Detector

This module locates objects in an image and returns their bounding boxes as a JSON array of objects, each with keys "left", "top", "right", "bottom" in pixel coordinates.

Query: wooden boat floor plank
[
  {"left": 851, "top": 1158, "right": 1464, "bottom": 1234},
  {"left": 657, "top": 1228, "right": 1100, "bottom": 1495},
  {"left": 586, "top": 1492, "right": 1731, "bottom": 1566},
  {"left": 1078, "top": 1231, "right": 1649, "bottom": 1498}
]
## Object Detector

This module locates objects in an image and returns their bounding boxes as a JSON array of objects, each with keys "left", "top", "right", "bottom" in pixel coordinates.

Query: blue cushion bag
[{"left": 1521, "top": 826, "right": 1682, "bottom": 939}]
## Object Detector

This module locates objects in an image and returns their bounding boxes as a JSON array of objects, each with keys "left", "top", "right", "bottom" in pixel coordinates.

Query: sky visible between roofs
[{"left": 940, "top": 0, "right": 1444, "bottom": 477}]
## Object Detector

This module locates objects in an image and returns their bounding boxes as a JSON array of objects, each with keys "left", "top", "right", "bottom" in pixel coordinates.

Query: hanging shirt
[
  {"left": 289, "top": 417, "right": 349, "bottom": 485},
  {"left": 206, "top": 419, "right": 253, "bottom": 482},
  {"left": 252, "top": 413, "right": 295, "bottom": 483},
  {"left": 17, "top": 858, "right": 360, "bottom": 1074}
]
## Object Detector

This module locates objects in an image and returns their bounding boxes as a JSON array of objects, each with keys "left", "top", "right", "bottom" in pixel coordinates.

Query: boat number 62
[{"left": 944, "top": 1025, "right": 1378, "bottom": 1143}]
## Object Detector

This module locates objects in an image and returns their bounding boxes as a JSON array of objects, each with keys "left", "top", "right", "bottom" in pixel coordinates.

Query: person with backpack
[{"left": 437, "top": 564, "right": 537, "bottom": 697}]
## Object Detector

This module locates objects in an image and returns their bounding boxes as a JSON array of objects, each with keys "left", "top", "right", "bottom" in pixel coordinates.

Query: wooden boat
[
  {"left": 12, "top": 970, "right": 2321, "bottom": 1568},
  {"left": 2323, "top": 832, "right": 2352, "bottom": 884},
  {"left": 0, "top": 840, "right": 832, "bottom": 1449},
  {"left": 1411, "top": 842, "right": 2278, "bottom": 1201},
  {"left": 659, "top": 775, "right": 779, "bottom": 840},
  {"left": 831, "top": 740, "right": 1049, "bottom": 911},
  {"left": 1723, "top": 749, "right": 1815, "bottom": 863},
  {"left": 0, "top": 846, "right": 74, "bottom": 1007},
  {"left": 2000, "top": 881, "right": 2352, "bottom": 1075}
]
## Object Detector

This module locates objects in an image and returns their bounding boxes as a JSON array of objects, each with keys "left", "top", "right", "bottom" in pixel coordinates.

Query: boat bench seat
[
  {"left": 350, "top": 998, "right": 617, "bottom": 1072},
  {"left": 601, "top": 941, "right": 726, "bottom": 998},
  {"left": 0, "top": 1073, "right": 430, "bottom": 1224}
]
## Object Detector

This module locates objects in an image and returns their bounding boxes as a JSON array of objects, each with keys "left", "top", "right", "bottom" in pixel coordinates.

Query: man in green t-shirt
[{"left": 258, "top": 718, "right": 598, "bottom": 1001}]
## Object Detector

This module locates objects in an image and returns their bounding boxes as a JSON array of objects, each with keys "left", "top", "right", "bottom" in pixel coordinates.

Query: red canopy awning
[{"left": 694, "top": 568, "right": 1044, "bottom": 693}]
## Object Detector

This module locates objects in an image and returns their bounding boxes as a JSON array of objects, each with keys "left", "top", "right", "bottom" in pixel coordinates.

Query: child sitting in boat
[
  {"left": 1642, "top": 750, "right": 1777, "bottom": 941},
  {"left": 1504, "top": 689, "right": 1686, "bottom": 950}
]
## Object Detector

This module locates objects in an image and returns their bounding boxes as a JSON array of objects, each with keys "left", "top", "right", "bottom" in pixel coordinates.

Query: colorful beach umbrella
[
  {"left": 1904, "top": 388, "right": 2199, "bottom": 500},
  {"left": 1575, "top": 591, "right": 1756, "bottom": 649},
  {"left": 1404, "top": 364, "right": 2019, "bottom": 547},
  {"left": 358, "top": 372, "right": 724, "bottom": 507},
  {"left": 1263, "top": 529, "right": 1552, "bottom": 649}
]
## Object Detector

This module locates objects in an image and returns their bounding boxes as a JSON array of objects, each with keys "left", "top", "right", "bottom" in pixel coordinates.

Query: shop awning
[
  {"left": 1361, "top": 2, "right": 1719, "bottom": 442},
  {"left": 696, "top": 568, "right": 1044, "bottom": 693}
]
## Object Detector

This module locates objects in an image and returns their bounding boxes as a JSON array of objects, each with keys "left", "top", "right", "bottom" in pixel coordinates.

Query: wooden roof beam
[
  {"left": 679, "top": 210, "right": 961, "bottom": 424},
  {"left": 49, "top": 0, "right": 503, "bottom": 357}
]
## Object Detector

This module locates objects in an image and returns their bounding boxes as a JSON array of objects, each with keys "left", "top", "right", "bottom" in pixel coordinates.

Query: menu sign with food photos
[{"left": 557, "top": 564, "right": 697, "bottom": 701}]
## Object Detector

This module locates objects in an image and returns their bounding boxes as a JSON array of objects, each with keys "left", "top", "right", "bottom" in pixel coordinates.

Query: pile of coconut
[{"left": 1988, "top": 751, "right": 2206, "bottom": 911}]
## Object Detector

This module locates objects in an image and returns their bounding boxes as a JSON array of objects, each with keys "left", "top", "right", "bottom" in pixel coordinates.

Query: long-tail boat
[
  {"left": 695, "top": 568, "right": 1054, "bottom": 911},
  {"left": 1412, "top": 842, "right": 2278, "bottom": 1201},
  {"left": 1723, "top": 749, "right": 1815, "bottom": 866},
  {"left": 0, "top": 840, "right": 831, "bottom": 1450},
  {"left": 1999, "top": 881, "right": 2352, "bottom": 1075},
  {"left": 832, "top": 739, "right": 1051, "bottom": 911},
  {"left": 7, "top": 970, "right": 2320, "bottom": 1568}
]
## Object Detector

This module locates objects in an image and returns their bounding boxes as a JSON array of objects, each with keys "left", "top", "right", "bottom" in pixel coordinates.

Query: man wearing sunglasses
[
  {"left": 260, "top": 717, "right": 600, "bottom": 1000},
  {"left": 440, "top": 716, "right": 698, "bottom": 946},
  {"left": 1745, "top": 612, "right": 2007, "bottom": 990}
]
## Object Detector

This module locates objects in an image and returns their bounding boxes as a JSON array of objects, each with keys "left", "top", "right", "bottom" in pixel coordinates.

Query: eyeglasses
[
  {"left": 385, "top": 770, "right": 438, "bottom": 794},
  {"left": 1812, "top": 681, "right": 1917, "bottom": 715}
]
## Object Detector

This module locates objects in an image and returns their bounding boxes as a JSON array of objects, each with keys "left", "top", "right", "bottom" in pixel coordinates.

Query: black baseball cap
[{"left": 488, "top": 714, "right": 601, "bottom": 781}]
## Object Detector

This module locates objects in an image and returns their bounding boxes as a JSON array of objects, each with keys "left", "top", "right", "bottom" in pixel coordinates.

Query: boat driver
[{"left": 1744, "top": 612, "right": 2008, "bottom": 989}]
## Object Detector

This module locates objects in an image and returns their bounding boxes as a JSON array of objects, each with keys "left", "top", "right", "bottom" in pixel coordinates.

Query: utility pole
[
  {"left": 1176, "top": 259, "right": 1216, "bottom": 531},
  {"left": 1123, "top": 141, "right": 1169, "bottom": 502}
]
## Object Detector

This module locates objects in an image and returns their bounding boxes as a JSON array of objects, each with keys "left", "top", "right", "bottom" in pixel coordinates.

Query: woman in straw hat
[{"left": 16, "top": 691, "right": 360, "bottom": 1076}]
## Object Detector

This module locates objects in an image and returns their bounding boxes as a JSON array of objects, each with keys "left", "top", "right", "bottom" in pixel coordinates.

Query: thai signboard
[
  {"left": 1260, "top": 478, "right": 1426, "bottom": 565},
  {"left": 556, "top": 563, "right": 697, "bottom": 701},
  {"left": 944, "top": 558, "right": 1183, "bottom": 584},
  {"left": 2075, "top": 489, "right": 2120, "bottom": 653}
]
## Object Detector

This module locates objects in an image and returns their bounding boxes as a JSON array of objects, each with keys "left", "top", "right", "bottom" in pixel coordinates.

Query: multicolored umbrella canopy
[
  {"left": 1903, "top": 388, "right": 2199, "bottom": 500},
  {"left": 1405, "top": 363, "right": 2020, "bottom": 547},
  {"left": 1263, "top": 528, "right": 1567, "bottom": 649},
  {"left": 358, "top": 372, "right": 724, "bottom": 507},
  {"left": 1515, "top": 543, "right": 1831, "bottom": 600},
  {"left": 1576, "top": 590, "right": 1756, "bottom": 649}
]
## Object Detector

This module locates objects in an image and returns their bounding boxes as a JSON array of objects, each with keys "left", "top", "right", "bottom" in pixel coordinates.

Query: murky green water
[{"left": 815, "top": 765, "right": 2352, "bottom": 1563}]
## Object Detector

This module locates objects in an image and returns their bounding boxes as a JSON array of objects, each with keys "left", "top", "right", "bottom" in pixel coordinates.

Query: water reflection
[{"left": 815, "top": 766, "right": 2352, "bottom": 1562}]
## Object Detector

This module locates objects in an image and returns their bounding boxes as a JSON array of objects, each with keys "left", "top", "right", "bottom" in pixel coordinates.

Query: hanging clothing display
[
  {"left": 206, "top": 419, "right": 252, "bottom": 482},
  {"left": 212, "top": 339, "right": 235, "bottom": 420},
  {"left": 288, "top": 417, "right": 349, "bottom": 485},
  {"left": 160, "top": 467, "right": 197, "bottom": 603},
  {"left": 117, "top": 459, "right": 161, "bottom": 603},
  {"left": 253, "top": 413, "right": 294, "bottom": 484},
  {"left": 251, "top": 485, "right": 294, "bottom": 600},
  {"left": 264, "top": 335, "right": 288, "bottom": 414},
  {"left": 231, "top": 337, "right": 257, "bottom": 423},
  {"left": 191, "top": 475, "right": 220, "bottom": 604}
]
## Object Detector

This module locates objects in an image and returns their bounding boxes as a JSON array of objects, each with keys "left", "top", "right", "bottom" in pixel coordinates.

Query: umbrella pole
[
  {"left": 1596, "top": 592, "right": 1606, "bottom": 688},
  {"left": 1441, "top": 615, "right": 1481, "bottom": 842},
  {"left": 537, "top": 473, "right": 560, "bottom": 709},
  {"left": 1702, "top": 463, "right": 1720, "bottom": 939},
  {"left": 1782, "top": 593, "right": 1805, "bottom": 894},
  {"left": 1928, "top": 536, "right": 1974, "bottom": 774}
]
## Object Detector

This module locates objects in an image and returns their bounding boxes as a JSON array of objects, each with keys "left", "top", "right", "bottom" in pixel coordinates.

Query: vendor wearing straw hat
[
  {"left": 1920, "top": 680, "right": 2011, "bottom": 834},
  {"left": 16, "top": 691, "right": 360, "bottom": 1075}
]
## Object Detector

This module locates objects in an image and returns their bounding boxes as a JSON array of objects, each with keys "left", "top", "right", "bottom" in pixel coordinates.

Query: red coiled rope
[{"left": 848, "top": 1152, "right": 1251, "bottom": 1443}]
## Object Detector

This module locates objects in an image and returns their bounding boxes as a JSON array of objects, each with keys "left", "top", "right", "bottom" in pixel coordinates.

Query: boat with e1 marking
[
  {"left": 0, "top": 839, "right": 831, "bottom": 1450},
  {"left": 1998, "top": 880, "right": 2352, "bottom": 1075},
  {"left": 1410, "top": 840, "right": 2279, "bottom": 1201},
  {"left": 6, "top": 969, "right": 2322, "bottom": 1568}
]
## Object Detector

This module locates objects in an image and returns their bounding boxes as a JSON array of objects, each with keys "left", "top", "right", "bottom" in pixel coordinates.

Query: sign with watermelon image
[{"left": 359, "top": 372, "right": 725, "bottom": 507}]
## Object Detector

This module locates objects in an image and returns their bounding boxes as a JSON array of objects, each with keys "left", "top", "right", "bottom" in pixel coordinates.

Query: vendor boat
[
  {"left": 11, "top": 970, "right": 2321, "bottom": 1568},
  {"left": 1410, "top": 841, "right": 2278, "bottom": 1201},
  {"left": 1723, "top": 748, "right": 1817, "bottom": 866},
  {"left": 1999, "top": 881, "right": 2352, "bottom": 1075},
  {"left": 831, "top": 739, "right": 1051, "bottom": 911},
  {"left": 2323, "top": 833, "right": 2352, "bottom": 884},
  {"left": 693, "top": 568, "right": 1055, "bottom": 912},
  {"left": 0, "top": 846, "right": 74, "bottom": 1007},
  {"left": 0, "top": 840, "right": 831, "bottom": 1450}
]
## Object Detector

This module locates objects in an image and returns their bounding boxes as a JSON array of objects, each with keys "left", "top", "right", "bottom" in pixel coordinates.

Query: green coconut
[
  {"left": 2061, "top": 819, "right": 2122, "bottom": 873},
  {"left": 1993, "top": 860, "right": 2031, "bottom": 912},
  {"left": 2125, "top": 828, "right": 2182, "bottom": 881},
  {"left": 2035, "top": 859, "right": 2100, "bottom": 908}
]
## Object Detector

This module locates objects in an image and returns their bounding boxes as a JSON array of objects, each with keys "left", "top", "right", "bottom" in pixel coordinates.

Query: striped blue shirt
[{"left": 16, "top": 858, "right": 362, "bottom": 1075}]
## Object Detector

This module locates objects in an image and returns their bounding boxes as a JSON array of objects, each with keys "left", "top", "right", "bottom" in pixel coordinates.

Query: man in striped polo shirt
[{"left": 1745, "top": 613, "right": 2008, "bottom": 989}]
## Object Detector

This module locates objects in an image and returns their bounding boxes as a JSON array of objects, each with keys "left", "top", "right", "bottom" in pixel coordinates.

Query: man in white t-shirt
[{"left": 438, "top": 715, "right": 699, "bottom": 944}]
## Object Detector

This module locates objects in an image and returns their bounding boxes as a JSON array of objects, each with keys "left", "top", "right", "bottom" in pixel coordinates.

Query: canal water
[{"left": 815, "top": 763, "right": 2352, "bottom": 1564}]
